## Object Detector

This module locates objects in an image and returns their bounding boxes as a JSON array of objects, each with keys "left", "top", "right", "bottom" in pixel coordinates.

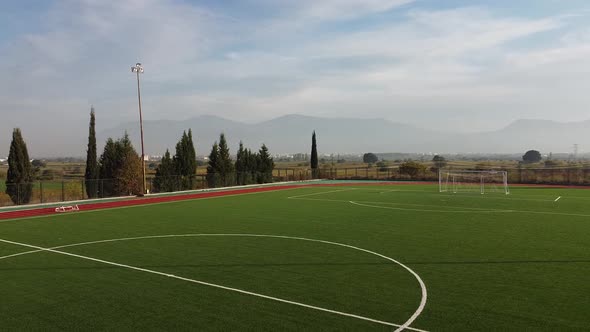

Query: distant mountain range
[{"left": 96, "top": 114, "right": 587, "bottom": 156}]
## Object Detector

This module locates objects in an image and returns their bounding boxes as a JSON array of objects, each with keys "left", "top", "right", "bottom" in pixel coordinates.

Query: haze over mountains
[
  {"left": 2, "top": 115, "right": 585, "bottom": 158},
  {"left": 92, "top": 114, "right": 586, "bottom": 158}
]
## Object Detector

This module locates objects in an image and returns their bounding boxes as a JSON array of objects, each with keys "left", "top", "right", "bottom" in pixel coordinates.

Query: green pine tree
[
  {"left": 98, "top": 132, "right": 141, "bottom": 197},
  {"left": 5, "top": 128, "right": 34, "bottom": 204},
  {"left": 217, "top": 133, "right": 235, "bottom": 186},
  {"left": 256, "top": 144, "right": 274, "bottom": 183},
  {"left": 115, "top": 133, "right": 141, "bottom": 195},
  {"left": 206, "top": 142, "right": 220, "bottom": 188},
  {"left": 173, "top": 129, "right": 197, "bottom": 190},
  {"left": 99, "top": 138, "right": 119, "bottom": 197},
  {"left": 153, "top": 150, "right": 176, "bottom": 192},
  {"left": 235, "top": 141, "right": 246, "bottom": 185},
  {"left": 84, "top": 107, "right": 99, "bottom": 198},
  {"left": 246, "top": 148, "right": 258, "bottom": 185},
  {"left": 186, "top": 129, "right": 197, "bottom": 183},
  {"left": 311, "top": 131, "right": 318, "bottom": 179}
]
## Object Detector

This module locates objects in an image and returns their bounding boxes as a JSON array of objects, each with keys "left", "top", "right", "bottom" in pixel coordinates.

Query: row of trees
[
  {"left": 152, "top": 130, "right": 197, "bottom": 192},
  {"left": 206, "top": 133, "right": 275, "bottom": 188},
  {"left": 84, "top": 108, "right": 143, "bottom": 198}
]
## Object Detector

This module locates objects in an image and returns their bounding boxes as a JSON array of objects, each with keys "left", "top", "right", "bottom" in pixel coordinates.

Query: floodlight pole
[{"left": 132, "top": 63, "right": 147, "bottom": 195}]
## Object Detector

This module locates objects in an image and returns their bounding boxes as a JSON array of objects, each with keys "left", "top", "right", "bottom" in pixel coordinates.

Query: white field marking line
[
  {"left": 555, "top": 196, "right": 561, "bottom": 202},
  {"left": 0, "top": 186, "right": 306, "bottom": 224},
  {"left": 351, "top": 188, "right": 556, "bottom": 202},
  {"left": 286, "top": 188, "right": 358, "bottom": 199},
  {"left": 293, "top": 196, "right": 590, "bottom": 218},
  {"left": 0, "top": 234, "right": 428, "bottom": 332},
  {"left": 379, "top": 190, "right": 400, "bottom": 194},
  {"left": 291, "top": 197, "right": 514, "bottom": 213},
  {"left": 348, "top": 201, "right": 511, "bottom": 214}
]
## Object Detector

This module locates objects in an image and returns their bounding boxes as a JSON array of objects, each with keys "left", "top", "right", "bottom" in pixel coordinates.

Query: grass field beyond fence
[{"left": 1, "top": 183, "right": 589, "bottom": 331}]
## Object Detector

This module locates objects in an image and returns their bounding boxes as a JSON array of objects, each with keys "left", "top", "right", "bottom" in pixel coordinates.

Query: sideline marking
[
  {"left": 348, "top": 201, "right": 511, "bottom": 214},
  {"left": 380, "top": 190, "right": 400, "bottom": 194},
  {"left": 291, "top": 196, "right": 514, "bottom": 213},
  {"left": 0, "top": 234, "right": 428, "bottom": 332},
  {"left": 555, "top": 196, "right": 561, "bottom": 202},
  {"left": 355, "top": 189, "right": 556, "bottom": 202},
  {"left": 292, "top": 196, "right": 590, "bottom": 218},
  {"left": 287, "top": 188, "right": 357, "bottom": 199}
]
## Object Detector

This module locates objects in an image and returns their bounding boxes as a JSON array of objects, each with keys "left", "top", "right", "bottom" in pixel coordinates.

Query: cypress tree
[
  {"left": 206, "top": 142, "right": 220, "bottom": 188},
  {"left": 5, "top": 128, "right": 33, "bottom": 205},
  {"left": 84, "top": 107, "right": 99, "bottom": 198},
  {"left": 311, "top": 131, "right": 318, "bottom": 179}
]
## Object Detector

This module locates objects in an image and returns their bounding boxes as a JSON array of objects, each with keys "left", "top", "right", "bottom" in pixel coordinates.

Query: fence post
[
  {"left": 61, "top": 181, "right": 65, "bottom": 202},
  {"left": 81, "top": 179, "right": 85, "bottom": 200}
]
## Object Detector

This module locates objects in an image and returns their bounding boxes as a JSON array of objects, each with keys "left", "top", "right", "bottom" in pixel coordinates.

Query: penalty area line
[{"left": 0, "top": 237, "right": 427, "bottom": 332}]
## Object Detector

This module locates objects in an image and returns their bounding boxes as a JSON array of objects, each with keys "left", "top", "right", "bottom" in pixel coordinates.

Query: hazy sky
[{"left": 2, "top": 0, "right": 590, "bottom": 156}]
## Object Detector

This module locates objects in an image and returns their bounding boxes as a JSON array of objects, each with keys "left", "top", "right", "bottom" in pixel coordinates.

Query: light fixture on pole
[{"left": 131, "top": 62, "right": 147, "bottom": 195}]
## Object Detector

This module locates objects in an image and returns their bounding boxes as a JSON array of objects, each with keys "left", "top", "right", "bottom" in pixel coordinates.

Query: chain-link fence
[
  {"left": 0, "top": 172, "right": 277, "bottom": 207},
  {"left": 2, "top": 167, "right": 590, "bottom": 207},
  {"left": 274, "top": 166, "right": 590, "bottom": 184}
]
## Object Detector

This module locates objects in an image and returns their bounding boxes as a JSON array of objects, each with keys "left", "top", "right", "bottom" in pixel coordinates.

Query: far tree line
[
  {"left": 3, "top": 108, "right": 278, "bottom": 204},
  {"left": 83, "top": 109, "right": 277, "bottom": 196}
]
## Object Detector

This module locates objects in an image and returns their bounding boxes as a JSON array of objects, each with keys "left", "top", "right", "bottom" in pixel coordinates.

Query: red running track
[{"left": 0, "top": 185, "right": 305, "bottom": 221}]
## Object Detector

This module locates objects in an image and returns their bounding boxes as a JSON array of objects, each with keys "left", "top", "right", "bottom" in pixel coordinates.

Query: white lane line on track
[
  {"left": 0, "top": 234, "right": 428, "bottom": 332},
  {"left": 555, "top": 196, "right": 561, "bottom": 202}
]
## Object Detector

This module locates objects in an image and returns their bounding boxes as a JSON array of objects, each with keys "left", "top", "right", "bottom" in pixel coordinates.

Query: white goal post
[{"left": 439, "top": 170, "right": 510, "bottom": 195}]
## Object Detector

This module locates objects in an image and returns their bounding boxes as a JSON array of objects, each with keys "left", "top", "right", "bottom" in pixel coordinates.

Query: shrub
[{"left": 399, "top": 161, "right": 427, "bottom": 178}]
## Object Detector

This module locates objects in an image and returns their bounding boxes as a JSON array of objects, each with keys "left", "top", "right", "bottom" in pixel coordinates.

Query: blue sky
[{"left": 2, "top": 0, "right": 590, "bottom": 155}]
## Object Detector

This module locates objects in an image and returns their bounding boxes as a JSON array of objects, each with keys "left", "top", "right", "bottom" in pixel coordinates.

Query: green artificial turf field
[{"left": 1, "top": 183, "right": 589, "bottom": 331}]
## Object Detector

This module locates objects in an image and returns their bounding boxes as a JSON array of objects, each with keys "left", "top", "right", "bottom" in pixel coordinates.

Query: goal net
[{"left": 439, "top": 170, "right": 509, "bottom": 195}]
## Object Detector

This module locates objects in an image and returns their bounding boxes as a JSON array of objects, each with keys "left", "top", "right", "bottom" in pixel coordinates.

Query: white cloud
[
  {"left": 301, "top": 0, "right": 414, "bottom": 20},
  {"left": 2, "top": 1, "right": 590, "bottom": 156}
]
